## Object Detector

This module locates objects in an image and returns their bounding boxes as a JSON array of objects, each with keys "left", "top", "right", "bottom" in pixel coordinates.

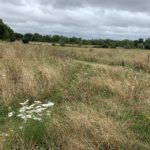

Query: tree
[
  {"left": 138, "top": 43, "right": 144, "bottom": 49},
  {"left": 0, "top": 19, "right": 15, "bottom": 41},
  {"left": 144, "top": 38, "right": 150, "bottom": 49},
  {"left": 138, "top": 38, "right": 144, "bottom": 44},
  {"left": 15, "top": 33, "right": 23, "bottom": 40},
  {"left": 59, "top": 38, "right": 65, "bottom": 46},
  {"left": 52, "top": 35, "right": 60, "bottom": 43}
]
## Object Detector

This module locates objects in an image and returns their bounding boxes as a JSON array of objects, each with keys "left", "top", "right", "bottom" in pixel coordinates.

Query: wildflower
[
  {"left": 42, "top": 102, "right": 54, "bottom": 107},
  {"left": 46, "top": 111, "right": 51, "bottom": 117},
  {"left": 26, "top": 115, "right": 32, "bottom": 119},
  {"left": 20, "top": 115, "right": 27, "bottom": 121},
  {"left": 35, "top": 106, "right": 42, "bottom": 109},
  {"left": 33, "top": 117, "right": 41, "bottom": 121},
  {"left": 16, "top": 100, "right": 54, "bottom": 122},
  {"left": 20, "top": 99, "right": 29, "bottom": 106},
  {"left": 8, "top": 112, "right": 13, "bottom": 117},
  {"left": 17, "top": 114, "right": 23, "bottom": 117},
  {"left": 35, "top": 101, "right": 42, "bottom": 104},
  {"left": 33, "top": 107, "right": 47, "bottom": 113},
  {"left": 19, "top": 126, "right": 23, "bottom": 130}
]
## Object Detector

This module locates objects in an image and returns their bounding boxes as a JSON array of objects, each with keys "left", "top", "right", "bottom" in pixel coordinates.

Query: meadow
[{"left": 0, "top": 41, "right": 150, "bottom": 150}]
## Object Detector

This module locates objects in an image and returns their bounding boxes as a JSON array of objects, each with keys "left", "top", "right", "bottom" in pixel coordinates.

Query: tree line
[{"left": 0, "top": 19, "right": 150, "bottom": 49}]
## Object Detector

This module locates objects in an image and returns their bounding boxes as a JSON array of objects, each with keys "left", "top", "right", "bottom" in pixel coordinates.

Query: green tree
[
  {"left": 144, "top": 38, "right": 150, "bottom": 49},
  {"left": 0, "top": 19, "right": 15, "bottom": 41}
]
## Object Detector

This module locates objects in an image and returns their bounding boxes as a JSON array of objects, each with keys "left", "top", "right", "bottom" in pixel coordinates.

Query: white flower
[
  {"left": 33, "top": 117, "right": 41, "bottom": 121},
  {"left": 19, "top": 126, "right": 23, "bottom": 130},
  {"left": 34, "top": 101, "right": 42, "bottom": 104},
  {"left": 35, "top": 106, "right": 42, "bottom": 109},
  {"left": 17, "top": 114, "right": 23, "bottom": 117},
  {"left": 26, "top": 115, "right": 32, "bottom": 119},
  {"left": 33, "top": 108, "right": 47, "bottom": 113},
  {"left": 46, "top": 112, "right": 51, "bottom": 117},
  {"left": 42, "top": 102, "right": 54, "bottom": 107},
  {"left": 8, "top": 112, "right": 14, "bottom": 117},
  {"left": 20, "top": 100, "right": 29, "bottom": 106},
  {"left": 19, "top": 108, "right": 26, "bottom": 113},
  {"left": 20, "top": 115, "right": 27, "bottom": 120},
  {"left": 16, "top": 100, "right": 54, "bottom": 122}
]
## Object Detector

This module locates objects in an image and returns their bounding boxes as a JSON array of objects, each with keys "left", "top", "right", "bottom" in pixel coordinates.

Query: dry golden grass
[
  {"left": 0, "top": 43, "right": 63, "bottom": 105},
  {"left": 91, "top": 67, "right": 150, "bottom": 101},
  {"left": 48, "top": 104, "right": 149, "bottom": 150}
]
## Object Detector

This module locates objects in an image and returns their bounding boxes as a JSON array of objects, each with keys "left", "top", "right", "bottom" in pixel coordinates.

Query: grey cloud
[
  {"left": 0, "top": 0, "right": 150, "bottom": 39},
  {"left": 37, "top": 0, "right": 150, "bottom": 13}
]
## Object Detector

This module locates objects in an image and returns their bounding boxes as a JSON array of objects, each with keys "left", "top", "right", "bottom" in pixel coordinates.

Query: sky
[{"left": 0, "top": 0, "right": 150, "bottom": 40}]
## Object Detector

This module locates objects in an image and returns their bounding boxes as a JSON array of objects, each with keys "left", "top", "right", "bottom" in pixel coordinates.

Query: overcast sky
[{"left": 0, "top": 0, "right": 150, "bottom": 40}]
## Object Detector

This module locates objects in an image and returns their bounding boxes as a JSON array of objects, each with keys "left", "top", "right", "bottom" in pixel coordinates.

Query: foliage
[
  {"left": 22, "top": 37, "right": 29, "bottom": 44},
  {"left": 1, "top": 18, "right": 150, "bottom": 50},
  {"left": 0, "top": 19, "right": 15, "bottom": 41}
]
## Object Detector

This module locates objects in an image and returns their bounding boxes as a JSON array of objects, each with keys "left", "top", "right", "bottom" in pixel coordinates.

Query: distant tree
[
  {"left": 144, "top": 38, "right": 150, "bottom": 49},
  {"left": 138, "top": 43, "right": 144, "bottom": 49},
  {"left": 134, "top": 40, "right": 138, "bottom": 48},
  {"left": 101, "top": 43, "right": 109, "bottom": 48},
  {"left": 31, "top": 33, "right": 42, "bottom": 41},
  {"left": 24, "top": 33, "right": 33, "bottom": 41},
  {"left": 0, "top": 19, "right": 15, "bottom": 41},
  {"left": 42, "top": 35, "right": 51, "bottom": 42},
  {"left": 59, "top": 38, "right": 65, "bottom": 46},
  {"left": 15, "top": 33, "right": 23, "bottom": 40},
  {"left": 10, "top": 35, "right": 16, "bottom": 42},
  {"left": 138, "top": 38, "right": 144, "bottom": 44},
  {"left": 52, "top": 35, "right": 60, "bottom": 43}
]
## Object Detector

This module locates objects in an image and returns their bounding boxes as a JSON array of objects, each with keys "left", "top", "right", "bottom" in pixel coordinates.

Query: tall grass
[{"left": 0, "top": 42, "right": 150, "bottom": 149}]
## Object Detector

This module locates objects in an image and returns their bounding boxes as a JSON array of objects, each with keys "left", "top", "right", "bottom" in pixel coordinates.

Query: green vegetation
[
  {"left": 0, "top": 19, "right": 14, "bottom": 41},
  {"left": 0, "top": 42, "right": 150, "bottom": 149},
  {"left": 1, "top": 19, "right": 150, "bottom": 50}
]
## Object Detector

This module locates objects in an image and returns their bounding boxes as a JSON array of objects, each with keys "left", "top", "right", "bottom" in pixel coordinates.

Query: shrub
[
  {"left": 22, "top": 38, "right": 29, "bottom": 44},
  {"left": 10, "top": 36, "right": 16, "bottom": 42},
  {"left": 138, "top": 43, "right": 144, "bottom": 49},
  {"left": 59, "top": 39, "right": 65, "bottom": 46},
  {"left": 52, "top": 43, "right": 56, "bottom": 46}
]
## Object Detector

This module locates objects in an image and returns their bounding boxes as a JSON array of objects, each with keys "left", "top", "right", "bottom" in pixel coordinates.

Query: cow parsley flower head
[
  {"left": 8, "top": 112, "right": 14, "bottom": 117},
  {"left": 16, "top": 100, "right": 54, "bottom": 122}
]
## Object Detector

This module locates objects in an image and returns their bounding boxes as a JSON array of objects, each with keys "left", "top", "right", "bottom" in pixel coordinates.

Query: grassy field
[{"left": 0, "top": 42, "right": 150, "bottom": 150}]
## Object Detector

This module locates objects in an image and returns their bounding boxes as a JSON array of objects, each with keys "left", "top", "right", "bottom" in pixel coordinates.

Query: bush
[
  {"left": 138, "top": 43, "right": 144, "bottom": 49},
  {"left": 101, "top": 43, "right": 109, "bottom": 48},
  {"left": 124, "top": 45, "right": 130, "bottom": 49},
  {"left": 22, "top": 38, "right": 29, "bottom": 44},
  {"left": 52, "top": 43, "right": 56, "bottom": 46},
  {"left": 59, "top": 39, "right": 65, "bottom": 46},
  {"left": 10, "top": 36, "right": 16, "bottom": 42}
]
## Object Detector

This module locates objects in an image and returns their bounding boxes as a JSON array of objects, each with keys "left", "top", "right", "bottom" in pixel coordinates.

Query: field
[{"left": 0, "top": 42, "right": 150, "bottom": 150}]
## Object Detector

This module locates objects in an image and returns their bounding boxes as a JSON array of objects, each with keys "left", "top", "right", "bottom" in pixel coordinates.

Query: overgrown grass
[{"left": 0, "top": 42, "right": 150, "bottom": 149}]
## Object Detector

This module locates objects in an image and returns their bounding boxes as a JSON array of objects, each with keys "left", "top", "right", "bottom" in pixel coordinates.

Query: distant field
[{"left": 0, "top": 42, "right": 150, "bottom": 149}]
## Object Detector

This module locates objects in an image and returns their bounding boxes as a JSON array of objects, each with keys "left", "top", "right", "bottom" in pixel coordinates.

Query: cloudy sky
[{"left": 0, "top": 0, "right": 150, "bottom": 39}]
